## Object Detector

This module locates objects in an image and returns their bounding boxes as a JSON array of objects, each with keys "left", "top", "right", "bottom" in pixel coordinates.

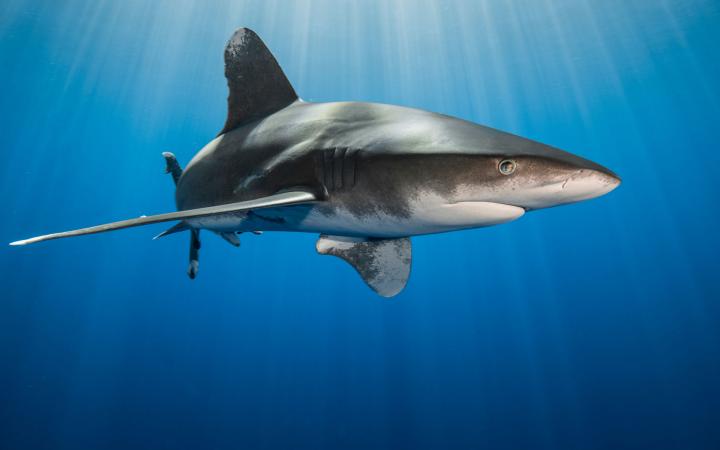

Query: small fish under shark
[{"left": 10, "top": 28, "right": 620, "bottom": 297}]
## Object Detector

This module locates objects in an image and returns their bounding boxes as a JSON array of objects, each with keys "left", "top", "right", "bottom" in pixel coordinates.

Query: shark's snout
[
  {"left": 518, "top": 143, "right": 621, "bottom": 209},
  {"left": 558, "top": 167, "right": 620, "bottom": 204},
  {"left": 528, "top": 160, "right": 621, "bottom": 209},
  {"left": 497, "top": 154, "right": 621, "bottom": 211}
]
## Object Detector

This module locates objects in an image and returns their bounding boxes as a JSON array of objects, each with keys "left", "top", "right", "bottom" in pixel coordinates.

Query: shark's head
[
  {"left": 317, "top": 104, "right": 621, "bottom": 234},
  {"left": 459, "top": 148, "right": 621, "bottom": 211},
  {"left": 424, "top": 116, "right": 622, "bottom": 212}
]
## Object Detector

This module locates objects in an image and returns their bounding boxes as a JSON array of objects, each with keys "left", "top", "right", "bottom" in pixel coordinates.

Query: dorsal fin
[
  {"left": 316, "top": 235, "right": 412, "bottom": 298},
  {"left": 219, "top": 28, "right": 298, "bottom": 135}
]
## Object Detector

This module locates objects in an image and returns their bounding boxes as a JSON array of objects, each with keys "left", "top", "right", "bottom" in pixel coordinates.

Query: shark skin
[
  {"left": 10, "top": 28, "right": 620, "bottom": 297},
  {"left": 177, "top": 100, "right": 620, "bottom": 239}
]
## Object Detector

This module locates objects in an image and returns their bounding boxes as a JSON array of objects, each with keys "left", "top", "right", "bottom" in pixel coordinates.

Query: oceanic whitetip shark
[{"left": 10, "top": 28, "right": 620, "bottom": 297}]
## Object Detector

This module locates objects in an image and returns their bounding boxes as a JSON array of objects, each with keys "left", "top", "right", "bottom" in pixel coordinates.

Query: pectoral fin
[
  {"left": 316, "top": 235, "right": 412, "bottom": 298},
  {"left": 10, "top": 191, "right": 317, "bottom": 246}
]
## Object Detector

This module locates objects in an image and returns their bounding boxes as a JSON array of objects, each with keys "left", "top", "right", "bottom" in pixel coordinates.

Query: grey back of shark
[{"left": 11, "top": 28, "right": 620, "bottom": 297}]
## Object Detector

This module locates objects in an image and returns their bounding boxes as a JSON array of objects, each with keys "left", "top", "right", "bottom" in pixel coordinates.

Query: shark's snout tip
[
  {"left": 550, "top": 168, "right": 621, "bottom": 206},
  {"left": 593, "top": 162, "right": 621, "bottom": 187},
  {"left": 603, "top": 170, "right": 622, "bottom": 193},
  {"left": 588, "top": 169, "right": 621, "bottom": 199}
]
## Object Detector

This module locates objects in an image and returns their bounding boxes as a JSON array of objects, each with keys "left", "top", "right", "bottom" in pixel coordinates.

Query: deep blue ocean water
[{"left": 1, "top": 1, "right": 719, "bottom": 449}]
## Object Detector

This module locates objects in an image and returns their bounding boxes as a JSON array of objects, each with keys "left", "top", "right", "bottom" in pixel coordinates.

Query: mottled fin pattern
[
  {"left": 316, "top": 235, "right": 412, "bottom": 298},
  {"left": 162, "top": 152, "right": 183, "bottom": 185},
  {"left": 188, "top": 229, "right": 201, "bottom": 279},
  {"left": 219, "top": 28, "right": 297, "bottom": 135}
]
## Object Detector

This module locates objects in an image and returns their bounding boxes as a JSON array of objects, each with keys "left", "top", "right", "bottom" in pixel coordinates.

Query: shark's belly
[
  {"left": 293, "top": 200, "right": 524, "bottom": 237},
  {"left": 187, "top": 196, "right": 524, "bottom": 238}
]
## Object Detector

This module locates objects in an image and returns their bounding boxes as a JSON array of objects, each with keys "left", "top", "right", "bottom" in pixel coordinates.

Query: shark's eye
[{"left": 499, "top": 159, "right": 516, "bottom": 175}]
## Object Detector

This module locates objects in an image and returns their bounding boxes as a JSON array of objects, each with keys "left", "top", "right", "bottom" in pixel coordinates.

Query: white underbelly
[
  {"left": 294, "top": 200, "right": 524, "bottom": 237},
  {"left": 185, "top": 196, "right": 525, "bottom": 237}
]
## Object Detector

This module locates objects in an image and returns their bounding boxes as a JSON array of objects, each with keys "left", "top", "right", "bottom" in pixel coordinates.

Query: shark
[{"left": 10, "top": 28, "right": 620, "bottom": 297}]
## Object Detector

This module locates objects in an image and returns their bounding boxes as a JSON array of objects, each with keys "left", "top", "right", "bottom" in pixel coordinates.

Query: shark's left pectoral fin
[
  {"left": 10, "top": 191, "right": 317, "bottom": 246},
  {"left": 316, "top": 235, "right": 412, "bottom": 298}
]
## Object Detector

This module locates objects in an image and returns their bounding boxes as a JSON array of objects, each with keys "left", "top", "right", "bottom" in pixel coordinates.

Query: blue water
[{"left": 2, "top": 1, "right": 719, "bottom": 449}]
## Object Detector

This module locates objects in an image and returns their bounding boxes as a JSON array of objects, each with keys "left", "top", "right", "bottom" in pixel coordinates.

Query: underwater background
[{"left": 1, "top": 0, "right": 719, "bottom": 449}]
